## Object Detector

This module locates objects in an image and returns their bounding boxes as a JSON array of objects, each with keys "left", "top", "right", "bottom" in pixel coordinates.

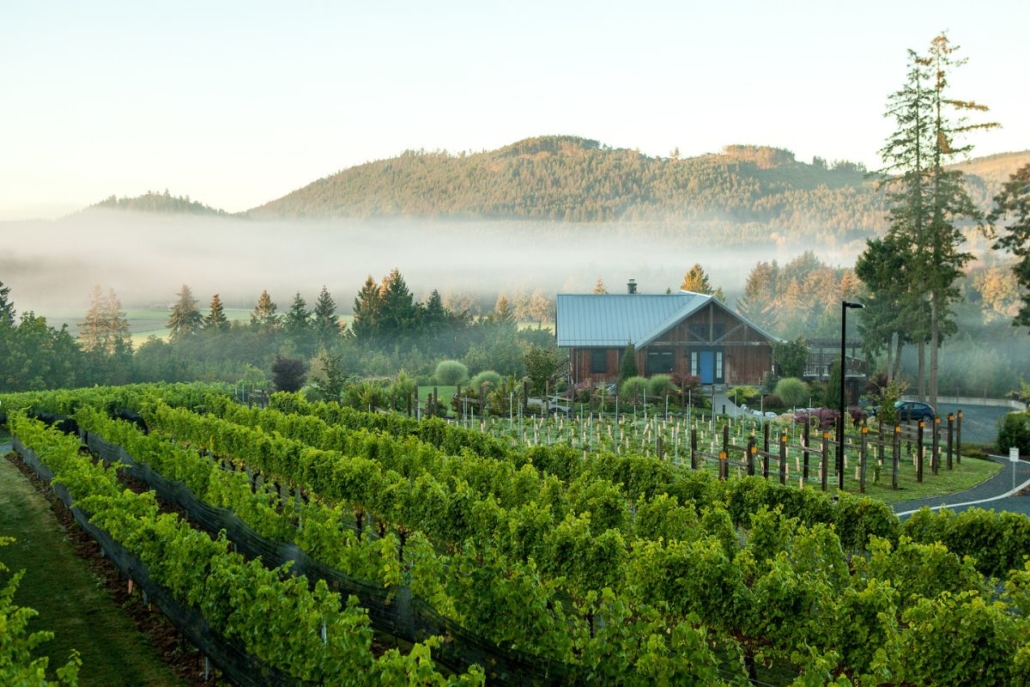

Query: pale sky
[{"left": 2, "top": 0, "right": 1027, "bottom": 220}]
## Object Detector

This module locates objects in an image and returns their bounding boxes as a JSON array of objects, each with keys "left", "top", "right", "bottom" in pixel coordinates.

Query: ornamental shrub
[
  {"left": 774, "top": 377, "right": 809, "bottom": 408},
  {"left": 434, "top": 360, "right": 469, "bottom": 386},
  {"left": 997, "top": 411, "right": 1030, "bottom": 455}
]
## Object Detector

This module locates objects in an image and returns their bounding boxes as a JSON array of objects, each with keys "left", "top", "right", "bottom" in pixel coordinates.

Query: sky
[{"left": 1, "top": 0, "right": 1027, "bottom": 221}]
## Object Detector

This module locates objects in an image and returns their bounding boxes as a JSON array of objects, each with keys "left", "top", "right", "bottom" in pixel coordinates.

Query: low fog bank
[{"left": 1, "top": 211, "right": 843, "bottom": 317}]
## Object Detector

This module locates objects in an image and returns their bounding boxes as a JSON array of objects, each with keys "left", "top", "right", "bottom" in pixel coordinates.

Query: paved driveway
[{"left": 893, "top": 454, "right": 1030, "bottom": 518}]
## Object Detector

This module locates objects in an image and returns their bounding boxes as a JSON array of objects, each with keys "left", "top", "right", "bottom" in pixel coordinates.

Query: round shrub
[
  {"left": 469, "top": 370, "right": 502, "bottom": 391},
  {"left": 434, "top": 360, "right": 469, "bottom": 386},
  {"left": 762, "top": 393, "right": 785, "bottom": 410},
  {"left": 647, "top": 374, "right": 678, "bottom": 398},
  {"left": 620, "top": 376, "right": 648, "bottom": 402},
  {"left": 774, "top": 377, "right": 809, "bottom": 409}
]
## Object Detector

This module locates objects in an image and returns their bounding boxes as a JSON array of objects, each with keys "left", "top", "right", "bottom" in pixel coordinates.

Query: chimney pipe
[{"left": 627, "top": 278, "right": 637, "bottom": 294}]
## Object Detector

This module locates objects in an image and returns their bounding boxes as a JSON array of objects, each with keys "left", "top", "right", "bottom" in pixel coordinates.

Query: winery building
[{"left": 556, "top": 281, "right": 777, "bottom": 387}]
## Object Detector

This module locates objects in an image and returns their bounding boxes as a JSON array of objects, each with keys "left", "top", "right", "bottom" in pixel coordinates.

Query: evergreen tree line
[{"left": 0, "top": 275, "right": 555, "bottom": 397}]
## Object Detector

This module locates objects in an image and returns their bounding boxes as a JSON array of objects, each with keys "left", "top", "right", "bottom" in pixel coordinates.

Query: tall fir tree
[
  {"left": 352, "top": 275, "right": 383, "bottom": 345},
  {"left": 378, "top": 269, "right": 418, "bottom": 348},
  {"left": 990, "top": 164, "right": 1030, "bottom": 329},
  {"left": 204, "top": 293, "right": 231, "bottom": 333},
  {"left": 862, "top": 34, "right": 997, "bottom": 404},
  {"left": 0, "top": 280, "right": 14, "bottom": 322},
  {"left": 283, "top": 292, "right": 311, "bottom": 341},
  {"left": 167, "top": 284, "right": 202, "bottom": 340},
  {"left": 250, "top": 290, "right": 279, "bottom": 331},
  {"left": 78, "top": 284, "right": 109, "bottom": 352},
  {"left": 311, "top": 286, "right": 340, "bottom": 347}
]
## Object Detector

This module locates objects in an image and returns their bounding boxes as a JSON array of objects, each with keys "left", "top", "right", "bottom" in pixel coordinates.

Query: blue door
[{"left": 699, "top": 351, "right": 715, "bottom": 384}]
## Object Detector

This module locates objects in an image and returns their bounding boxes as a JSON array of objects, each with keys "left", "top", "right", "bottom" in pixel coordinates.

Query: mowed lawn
[{"left": 0, "top": 439, "right": 188, "bottom": 687}]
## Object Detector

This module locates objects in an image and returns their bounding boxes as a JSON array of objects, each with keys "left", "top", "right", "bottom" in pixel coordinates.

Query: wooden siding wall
[
  {"left": 570, "top": 344, "right": 771, "bottom": 386},
  {"left": 567, "top": 303, "right": 774, "bottom": 387}
]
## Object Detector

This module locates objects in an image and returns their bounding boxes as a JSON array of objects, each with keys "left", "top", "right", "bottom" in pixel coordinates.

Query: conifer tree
[
  {"left": 311, "top": 286, "right": 340, "bottom": 346},
  {"left": 250, "top": 290, "right": 279, "bottom": 331},
  {"left": 204, "top": 293, "right": 231, "bottom": 333},
  {"left": 680, "top": 263, "right": 713, "bottom": 294},
  {"left": 619, "top": 342, "right": 638, "bottom": 381},
  {"left": 492, "top": 294, "right": 516, "bottom": 324},
  {"left": 103, "top": 287, "right": 131, "bottom": 352},
  {"left": 864, "top": 33, "right": 998, "bottom": 405},
  {"left": 378, "top": 269, "right": 418, "bottom": 347},
  {"left": 283, "top": 292, "right": 311, "bottom": 340},
  {"left": 78, "top": 284, "right": 108, "bottom": 352},
  {"left": 990, "top": 163, "right": 1030, "bottom": 329},
  {"left": 78, "top": 285, "right": 129, "bottom": 354},
  {"left": 167, "top": 284, "right": 202, "bottom": 340},
  {"left": 0, "top": 280, "right": 14, "bottom": 322},
  {"left": 352, "top": 275, "right": 383, "bottom": 345},
  {"left": 592, "top": 276, "right": 608, "bottom": 294}
]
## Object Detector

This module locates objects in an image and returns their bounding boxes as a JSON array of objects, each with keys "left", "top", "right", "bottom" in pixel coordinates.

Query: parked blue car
[{"left": 870, "top": 400, "right": 936, "bottom": 422}]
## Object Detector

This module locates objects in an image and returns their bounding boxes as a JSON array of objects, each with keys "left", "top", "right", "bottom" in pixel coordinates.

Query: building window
[
  {"left": 690, "top": 351, "right": 698, "bottom": 376},
  {"left": 716, "top": 351, "right": 723, "bottom": 379},
  {"left": 647, "top": 350, "right": 674, "bottom": 375},
  {"left": 590, "top": 349, "right": 607, "bottom": 374}
]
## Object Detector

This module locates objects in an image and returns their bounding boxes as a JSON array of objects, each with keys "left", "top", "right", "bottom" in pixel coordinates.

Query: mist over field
[{"left": 0, "top": 210, "right": 835, "bottom": 317}]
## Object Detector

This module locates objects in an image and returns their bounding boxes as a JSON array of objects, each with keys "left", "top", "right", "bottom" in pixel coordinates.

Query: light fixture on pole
[{"left": 839, "top": 300, "right": 865, "bottom": 491}]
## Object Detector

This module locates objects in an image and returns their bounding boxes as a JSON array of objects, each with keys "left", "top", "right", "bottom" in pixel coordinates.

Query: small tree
[
  {"left": 523, "top": 346, "right": 564, "bottom": 396},
  {"left": 310, "top": 349, "right": 346, "bottom": 402},
  {"left": 619, "top": 342, "right": 638, "bottom": 381},
  {"left": 271, "top": 354, "right": 307, "bottom": 392},
  {"left": 773, "top": 337, "right": 808, "bottom": 378},
  {"left": 824, "top": 360, "right": 843, "bottom": 409}
]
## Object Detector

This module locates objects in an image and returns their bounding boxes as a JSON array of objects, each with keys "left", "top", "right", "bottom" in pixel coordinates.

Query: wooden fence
[{"left": 685, "top": 411, "right": 966, "bottom": 493}]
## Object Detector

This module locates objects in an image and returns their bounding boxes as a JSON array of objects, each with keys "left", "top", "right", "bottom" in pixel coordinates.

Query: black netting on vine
[
  {"left": 81, "top": 432, "right": 574, "bottom": 685},
  {"left": 14, "top": 438, "right": 300, "bottom": 687}
]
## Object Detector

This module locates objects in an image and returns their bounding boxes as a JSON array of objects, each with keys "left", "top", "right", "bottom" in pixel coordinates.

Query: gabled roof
[
  {"left": 556, "top": 292, "right": 779, "bottom": 348},
  {"left": 556, "top": 292, "right": 708, "bottom": 347}
]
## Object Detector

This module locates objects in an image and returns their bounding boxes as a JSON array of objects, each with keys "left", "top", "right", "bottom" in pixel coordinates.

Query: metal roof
[{"left": 556, "top": 292, "right": 711, "bottom": 347}]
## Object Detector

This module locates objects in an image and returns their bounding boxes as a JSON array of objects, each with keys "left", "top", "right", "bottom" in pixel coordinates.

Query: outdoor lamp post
[{"left": 838, "top": 300, "right": 865, "bottom": 491}]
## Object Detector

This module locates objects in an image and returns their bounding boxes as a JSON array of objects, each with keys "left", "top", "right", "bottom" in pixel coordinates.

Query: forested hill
[
  {"left": 246, "top": 137, "right": 890, "bottom": 239},
  {"left": 86, "top": 191, "right": 229, "bottom": 216}
]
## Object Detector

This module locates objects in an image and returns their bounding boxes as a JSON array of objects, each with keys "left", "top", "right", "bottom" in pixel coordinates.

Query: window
[
  {"left": 690, "top": 351, "right": 698, "bottom": 376},
  {"left": 716, "top": 351, "right": 723, "bottom": 379},
  {"left": 590, "top": 349, "right": 608, "bottom": 374},
  {"left": 647, "top": 350, "right": 674, "bottom": 375}
]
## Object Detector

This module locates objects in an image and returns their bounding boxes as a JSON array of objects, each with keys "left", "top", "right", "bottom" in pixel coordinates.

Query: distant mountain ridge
[
  {"left": 85, "top": 191, "right": 229, "bottom": 216},
  {"left": 85, "top": 138, "right": 1029, "bottom": 247}
]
